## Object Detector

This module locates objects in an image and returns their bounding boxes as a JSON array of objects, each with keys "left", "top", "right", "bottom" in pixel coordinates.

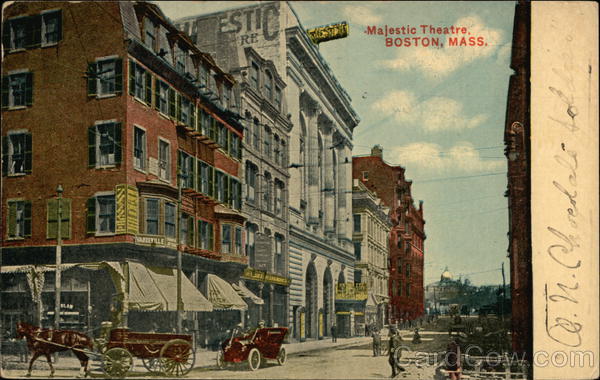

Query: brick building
[
  {"left": 504, "top": 0, "right": 531, "bottom": 360},
  {"left": 353, "top": 145, "right": 425, "bottom": 322},
  {"left": 175, "top": 2, "right": 360, "bottom": 340},
  {"left": 1, "top": 1, "right": 250, "bottom": 345}
]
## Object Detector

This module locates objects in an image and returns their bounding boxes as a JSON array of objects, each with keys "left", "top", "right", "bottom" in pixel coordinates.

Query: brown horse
[{"left": 16, "top": 322, "right": 93, "bottom": 378}]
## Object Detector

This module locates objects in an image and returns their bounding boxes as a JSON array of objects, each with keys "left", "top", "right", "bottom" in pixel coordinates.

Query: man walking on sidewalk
[
  {"left": 388, "top": 327, "right": 405, "bottom": 377},
  {"left": 330, "top": 324, "right": 337, "bottom": 343},
  {"left": 371, "top": 328, "right": 381, "bottom": 356}
]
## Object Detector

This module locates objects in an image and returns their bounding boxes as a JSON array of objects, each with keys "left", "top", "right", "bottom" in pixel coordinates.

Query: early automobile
[{"left": 216, "top": 326, "right": 288, "bottom": 371}]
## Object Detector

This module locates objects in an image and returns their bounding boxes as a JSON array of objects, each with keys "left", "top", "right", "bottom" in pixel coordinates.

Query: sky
[{"left": 156, "top": 1, "right": 516, "bottom": 286}]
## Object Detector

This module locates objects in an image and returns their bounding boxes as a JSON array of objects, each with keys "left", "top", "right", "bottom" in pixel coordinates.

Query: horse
[{"left": 16, "top": 322, "right": 93, "bottom": 378}]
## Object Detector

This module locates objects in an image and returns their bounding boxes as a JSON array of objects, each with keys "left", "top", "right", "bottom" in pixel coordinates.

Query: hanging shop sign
[
  {"left": 116, "top": 184, "right": 139, "bottom": 235},
  {"left": 242, "top": 268, "right": 291, "bottom": 286},
  {"left": 306, "top": 21, "right": 349, "bottom": 44},
  {"left": 335, "top": 282, "right": 368, "bottom": 301}
]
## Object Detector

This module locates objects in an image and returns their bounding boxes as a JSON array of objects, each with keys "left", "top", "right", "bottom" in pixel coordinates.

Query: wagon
[
  {"left": 100, "top": 328, "right": 195, "bottom": 377},
  {"left": 216, "top": 327, "right": 288, "bottom": 371}
]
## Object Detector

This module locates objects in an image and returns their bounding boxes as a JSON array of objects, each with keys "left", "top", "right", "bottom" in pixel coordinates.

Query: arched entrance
[
  {"left": 323, "top": 267, "right": 333, "bottom": 336},
  {"left": 305, "top": 262, "right": 318, "bottom": 339}
]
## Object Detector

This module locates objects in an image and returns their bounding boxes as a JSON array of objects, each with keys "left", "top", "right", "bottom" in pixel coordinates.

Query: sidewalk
[{"left": 1, "top": 335, "right": 372, "bottom": 372}]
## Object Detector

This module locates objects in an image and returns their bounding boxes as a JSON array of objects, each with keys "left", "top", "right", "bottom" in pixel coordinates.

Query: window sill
[
  {"left": 132, "top": 96, "right": 151, "bottom": 108},
  {"left": 93, "top": 165, "right": 118, "bottom": 170},
  {"left": 158, "top": 112, "right": 171, "bottom": 121},
  {"left": 7, "top": 173, "right": 27, "bottom": 177},
  {"left": 134, "top": 166, "right": 147, "bottom": 174},
  {"left": 96, "top": 93, "right": 118, "bottom": 100},
  {"left": 7, "top": 48, "right": 26, "bottom": 54},
  {"left": 6, "top": 105, "right": 27, "bottom": 111},
  {"left": 95, "top": 232, "right": 116, "bottom": 237},
  {"left": 6, "top": 237, "right": 25, "bottom": 241},
  {"left": 41, "top": 42, "right": 59, "bottom": 49}
]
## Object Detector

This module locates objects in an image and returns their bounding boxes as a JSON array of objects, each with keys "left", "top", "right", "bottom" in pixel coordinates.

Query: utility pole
[
  {"left": 54, "top": 185, "right": 63, "bottom": 331},
  {"left": 176, "top": 170, "right": 186, "bottom": 333},
  {"left": 501, "top": 262, "right": 506, "bottom": 322}
]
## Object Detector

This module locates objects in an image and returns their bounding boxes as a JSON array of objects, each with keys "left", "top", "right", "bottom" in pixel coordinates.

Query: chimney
[{"left": 371, "top": 144, "right": 383, "bottom": 158}]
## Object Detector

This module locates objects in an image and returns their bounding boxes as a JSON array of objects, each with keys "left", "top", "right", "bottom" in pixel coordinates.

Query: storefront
[
  {"left": 241, "top": 268, "right": 290, "bottom": 329},
  {"left": 335, "top": 282, "right": 368, "bottom": 337}
]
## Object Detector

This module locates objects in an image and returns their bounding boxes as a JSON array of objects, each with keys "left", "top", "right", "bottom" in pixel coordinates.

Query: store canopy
[
  {"left": 231, "top": 281, "right": 264, "bottom": 305},
  {"left": 201, "top": 274, "right": 247, "bottom": 311},
  {"left": 128, "top": 262, "right": 212, "bottom": 312}
]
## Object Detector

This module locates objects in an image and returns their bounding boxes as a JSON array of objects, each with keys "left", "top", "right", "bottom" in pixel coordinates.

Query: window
[
  {"left": 354, "top": 242, "right": 361, "bottom": 260},
  {"left": 405, "top": 263, "right": 411, "bottom": 278},
  {"left": 362, "top": 171, "right": 369, "bottom": 180},
  {"left": 252, "top": 120, "right": 260, "bottom": 150},
  {"left": 2, "top": 132, "right": 31, "bottom": 176},
  {"left": 199, "top": 65, "right": 208, "bottom": 89},
  {"left": 218, "top": 123, "right": 229, "bottom": 149},
  {"left": 145, "top": 198, "right": 159, "bottom": 235},
  {"left": 275, "top": 86, "right": 282, "bottom": 110},
  {"left": 198, "top": 220, "right": 214, "bottom": 251},
  {"left": 86, "top": 194, "right": 115, "bottom": 234},
  {"left": 6, "top": 200, "right": 31, "bottom": 239},
  {"left": 246, "top": 224, "right": 257, "bottom": 267},
  {"left": 5, "top": 17, "right": 28, "bottom": 50},
  {"left": 180, "top": 213, "right": 194, "bottom": 246},
  {"left": 155, "top": 79, "right": 169, "bottom": 115},
  {"left": 198, "top": 161, "right": 214, "bottom": 197},
  {"left": 250, "top": 62, "right": 259, "bottom": 89},
  {"left": 175, "top": 46, "right": 187, "bottom": 74},
  {"left": 264, "top": 70, "right": 273, "bottom": 99},
  {"left": 231, "top": 178, "right": 241, "bottom": 210},
  {"left": 2, "top": 72, "right": 33, "bottom": 109},
  {"left": 275, "top": 234, "right": 284, "bottom": 273},
  {"left": 158, "top": 139, "right": 170, "bottom": 181},
  {"left": 87, "top": 58, "right": 123, "bottom": 97},
  {"left": 263, "top": 127, "right": 271, "bottom": 158},
  {"left": 164, "top": 202, "right": 176, "bottom": 238},
  {"left": 245, "top": 162, "right": 257, "bottom": 204},
  {"left": 215, "top": 171, "right": 226, "bottom": 203},
  {"left": 230, "top": 134, "right": 240, "bottom": 160},
  {"left": 223, "top": 85, "right": 231, "bottom": 109},
  {"left": 406, "top": 283, "right": 410, "bottom": 297},
  {"left": 88, "top": 122, "right": 122, "bottom": 168},
  {"left": 263, "top": 172, "right": 272, "bottom": 212},
  {"left": 129, "top": 61, "right": 152, "bottom": 104},
  {"left": 46, "top": 198, "right": 71, "bottom": 239},
  {"left": 354, "top": 270, "right": 362, "bottom": 284},
  {"left": 391, "top": 280, "right": 397, "bottom": 297},
  {"left": 280, "top": 141, "right": 286, "bottom": 167},
  {"left": 353, "top": 214, "right": 361, "bottom": 232},
  {"left": 144, "top": 17, "right": 156, "bottom": 51},
  {"left": 234, "top": 226, "right": 243, "bottom": 255},
  {"left": 178, "top": 150, "right": 195, "bottom": 189},
  {"left": 133, "top": 127, "right": 146, "bottom": 170},
  {"left": 41, "top": 11, "right": 61, "bottom": 46},
  {"left": 200, "top": 109, "right": 213, "bottom": 137},
  {"left": 274, "top": 180, "right": 283, "bottom": 216},
  {"left": 273, "top": 135, "right": 280, "bottom": 165}
]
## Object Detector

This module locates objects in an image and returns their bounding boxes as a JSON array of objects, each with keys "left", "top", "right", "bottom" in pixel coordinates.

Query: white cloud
[
  {"left": 342, "top": 5, "right": 382, "bottom": 26},
  {"left": 379, "top": 15, "right": 503, "bottom": 78},
  {"left": 372, "top": 90, "right": 488, "bottom": 132},
  {"left": 390, "top": 142, "right": 504, "bottom": 172},
  {"left": 496, "top": 43, "right": 511, "bottom": 64}
]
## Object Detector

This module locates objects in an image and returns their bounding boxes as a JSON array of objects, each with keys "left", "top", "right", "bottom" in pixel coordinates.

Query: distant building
[
  {"left": 352, "top": 179, "right": 391, "bottom": 330},
  {"left": 353, "top": 145, "right": 425, "bottom": 323},
  {"left": 504, "top": 0, "right": 531, "bottom": 359}
]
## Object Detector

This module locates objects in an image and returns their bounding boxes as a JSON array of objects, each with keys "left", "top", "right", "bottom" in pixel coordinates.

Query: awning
[
  {"left": 201, "top": 274, "right": 247, "bottom": 311},
  {"left": 128, "top": 262, "right": 212, "bottom": 312},
  {"left": 232, "top": 281, "right": 264, "bottom": 305}
]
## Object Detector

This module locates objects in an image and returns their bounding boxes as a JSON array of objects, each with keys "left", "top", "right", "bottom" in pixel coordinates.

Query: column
[
  {"left": 336, "top": 143, "right": 347, "bottom": 239},
  {"left": 344, "top": 144, "right": 353, "bottom": 242},
  {"left": 322, "top": 123, "right": 335, "bottom": 233},
  {"left": 306, "top": 103, "right": 321, "bottom": 225}
]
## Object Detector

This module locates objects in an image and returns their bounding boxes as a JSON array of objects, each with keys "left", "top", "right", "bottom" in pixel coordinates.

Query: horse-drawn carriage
[
  {"left": 16, "top": 322, "right": 194, "bottom": 378},
  {"left": 216, "top": 326, "right": 288, "bottom": 371}
]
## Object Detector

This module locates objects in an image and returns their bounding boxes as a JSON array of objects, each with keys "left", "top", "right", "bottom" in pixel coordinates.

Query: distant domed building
[
  {"left": 440, "top": 267, "right": 453, "bottom": 281},
  {"left": 425, "top": 267, "right": 461, "bottom": 314}
]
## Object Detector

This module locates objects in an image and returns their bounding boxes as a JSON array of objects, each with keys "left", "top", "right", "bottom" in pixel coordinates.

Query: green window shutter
[
  {"left": 55, "top": 10, "right": 63, "bottom": 41},
  {"left": 154, "top": 78, "right": 160, "bottom": 110},
  {"left": 168, "top": 88, "right": 176, "bottom": 118},
  {"left": 225, "top": 175, "right": 231, "bottom": 207},
  {"left": 47, "top": 199, "right": 58, "bottom": 239},
  {"left": 177, "top": 150, "right": 182, "bottom": 188},
  {"left": 61, "top": 199, "right": 71, "bottom": 239},
  {"left": 86, "top": 197, "right": 96, "bottom": 234},
  {"left": 2, "top": 22, "right": 10, "bottom": 52},
  {"left": 26, "top": 15, "right": 41, "bottom": 48},
  {"left": 2, "top": 136, "right": 8, "bottom": 176},
  {"left": 144, "top": 72, "right": 152, "bottom": 104},
  {"left": 208, "top": 166, "right": 214, "bottom": 198},
  {"left": 87, "top": 63, "right": 97, "bottom": 96},
  {"left": 7, "top": 202, "right": 17, "bottom": 238},
  {"left": 114, "top": 58, "right": 123, "bottom": 94},
  {"left": 23, "top": 201, "right": 32, "bottom": 237},
  {"left": 113, "top": 122, "right": 122, "bottom": 165},
  {"left": 187, "top": 216, "right": 194, "bottom": 247},
  {"left": 208, "top": 223, "right": 214, "bottom": 251},
  {"left": 25, "top": 73, "right": 33, "bottom": 106},
  {"left": 190, "top": 105, "right": 196, "bottom": 130},
  {"left": 24, "top": 133, "right": 32, "bottom": 174},
  {"left": 128, "top": 60, "right": 136, "bottom": 96},
  {"left": 2, "top": 76, "right": 9, "bottom": 109},
  {"left": 176, "top": 93, "right": 182, "bottom": 122},
  {"left": 88, "top": 126, "right": 96, "bottom": 168}
]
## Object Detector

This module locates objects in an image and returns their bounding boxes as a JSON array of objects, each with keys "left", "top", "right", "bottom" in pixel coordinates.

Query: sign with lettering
[
  {"left": 116, "top": 184, "right": 139, "bottom": 235},
  {"left": 335, "top": 282, "right": 368, "bottom": 301},
  {"left": 254, "top": 234, "right": 272, "bottom": 271},
  {"left": 242, "top": 268, "right": 291, "bottom": 286},
  {"left": 306, "top": 22, "right": 349, "bottom": 44}
]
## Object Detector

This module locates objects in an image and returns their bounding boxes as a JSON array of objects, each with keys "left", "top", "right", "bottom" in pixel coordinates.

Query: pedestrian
[
  {"left": 330, "top": 324, "right": 337, "bottom": 343},
  {"left": 371, "top": 328, "right": 381, "bottom": 356},
  {"left": 445, "top": 339, "right": 462, "bottom": 380},
  {"left": 412, "top": 328, "right": 421, "bottom": 344},
  {"left": 388, "top": 327, "right": 405, "bottom": 377}
]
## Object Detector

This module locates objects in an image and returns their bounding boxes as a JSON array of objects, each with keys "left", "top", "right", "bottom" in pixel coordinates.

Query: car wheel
[
  {"left": 276, "top": 346, "right": 287, "bottom": 365},
  {"left": 247, "top": 348, "right": 261, "bottom": 371}
]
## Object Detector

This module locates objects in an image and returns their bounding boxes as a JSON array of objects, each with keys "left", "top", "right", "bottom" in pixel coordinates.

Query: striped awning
[
  {"left": 232, "top": 281, "right": 264, "bottom": 305},
  {"left": 201, "top": 274, "right": 247, "bottom": 311}
]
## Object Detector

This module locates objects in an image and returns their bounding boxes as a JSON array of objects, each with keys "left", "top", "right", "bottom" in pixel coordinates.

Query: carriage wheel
[
  {"left": 141, "top": 357, "right": 161, "bottom": 373},
  {"left": 159, "top": 339, "right": 195, "bottom": 377},
  {"left": 247, "top": 348, "right": 261, "bottom": 371},
  {"left": 276, "top": 346, "right": 287, "bottom": 365},
  {"left": 102, "top": 347, "right": 133, "bottom": 378},
  {"left": 216, "top": 350, "right": 226, "bottom": 369}
]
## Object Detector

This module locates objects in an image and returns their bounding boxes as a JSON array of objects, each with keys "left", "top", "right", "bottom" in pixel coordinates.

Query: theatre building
[
  {"left": 353, "top": 146, "right": 426, "bottom": 323},
  {"left": 1, "top": 1, "right": 254, "bottom": 347},
  {"left": 175, "top": 1, "right": 360, "bottom": 340}
]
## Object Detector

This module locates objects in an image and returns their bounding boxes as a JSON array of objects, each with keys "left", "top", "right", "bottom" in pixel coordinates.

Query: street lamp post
[
  {"left": 55, "top": 185, "right": 63, "bottom": 331},
  {"left": 176, "top": 170, "right": 186, "bottom": 333}
]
